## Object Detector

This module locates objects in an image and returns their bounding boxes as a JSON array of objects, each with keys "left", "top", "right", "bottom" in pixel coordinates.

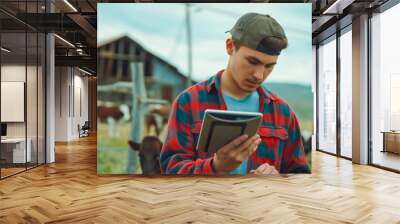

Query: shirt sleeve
[
  {"left": 280, "top": 111, "right": 311, "bottom": 173},
  {"left": 159, "top": 94, "right": 215, "bottom": 175}
]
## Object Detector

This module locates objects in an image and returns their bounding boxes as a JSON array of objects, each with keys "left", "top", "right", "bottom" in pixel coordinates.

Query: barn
[{"left": 97, "top": 35, "right": 189, "bottom": 105}]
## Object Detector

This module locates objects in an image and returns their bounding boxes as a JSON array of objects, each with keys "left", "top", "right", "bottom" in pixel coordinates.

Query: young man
[{"left": 160, "top": 13, "right": 310, "bottom": 175}]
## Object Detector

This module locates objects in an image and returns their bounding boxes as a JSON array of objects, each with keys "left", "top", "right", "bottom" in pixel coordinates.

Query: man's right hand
[{"left": 212, "top": 134, "right": 261, "bottom": 174}]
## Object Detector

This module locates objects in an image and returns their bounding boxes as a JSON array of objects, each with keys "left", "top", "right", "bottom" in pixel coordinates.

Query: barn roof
[{"left": 98, "top": 35, "right": 188, "bottom": 80}]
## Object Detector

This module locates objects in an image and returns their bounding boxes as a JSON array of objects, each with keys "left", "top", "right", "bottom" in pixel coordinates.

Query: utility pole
[
  {"left": 185, "top": 3, "right": 192, "bottom": 88},
  {"left": 128, "top": 61, "right": 169, "bottom": 174}
]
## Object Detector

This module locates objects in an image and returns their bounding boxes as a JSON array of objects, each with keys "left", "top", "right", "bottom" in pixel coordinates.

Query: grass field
[{"left": 97, "top": 122, "right": 141, "bottom": 174}]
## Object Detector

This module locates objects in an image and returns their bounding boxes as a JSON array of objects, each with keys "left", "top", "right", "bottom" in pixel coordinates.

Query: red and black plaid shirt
[{"left": 160, "top": 70, "right": 310, "bottom": 174}]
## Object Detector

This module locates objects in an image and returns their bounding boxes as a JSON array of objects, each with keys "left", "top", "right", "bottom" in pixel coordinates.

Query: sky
[{"left": 98, "top": 3, "right": 312, "bottom": 85}]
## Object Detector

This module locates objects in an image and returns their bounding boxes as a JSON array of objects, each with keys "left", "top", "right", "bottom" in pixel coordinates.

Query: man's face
[{"left": 227, "top": 39, "right": 278, "bottom": 93}]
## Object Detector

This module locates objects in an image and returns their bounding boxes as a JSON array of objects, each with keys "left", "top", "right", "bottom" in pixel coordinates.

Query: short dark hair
[{"left": 233, "top": 37, "right": 288, "bottom": 55}]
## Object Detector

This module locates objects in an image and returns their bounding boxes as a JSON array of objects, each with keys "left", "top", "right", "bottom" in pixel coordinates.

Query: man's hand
[
  {"left": 212, "top": 134, "right": 261, "bottom": 174},
  {"left": 250, "top": 163, "right": 279, "bottom": 174}
]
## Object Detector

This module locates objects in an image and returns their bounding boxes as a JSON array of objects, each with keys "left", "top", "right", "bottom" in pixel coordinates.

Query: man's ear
[{"left": 226, "top": 38, "right": 234, "bottom": 56}]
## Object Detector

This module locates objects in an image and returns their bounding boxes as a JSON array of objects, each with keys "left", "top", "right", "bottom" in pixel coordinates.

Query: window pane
[
  {"left": 38, "top": 32, "right": 45, "bottom": 165},
  {"left": 27, "top": 31, "right": 38, "bottom": 169},
  {"left": 318, "top": 37, "right": 337, "bottom": 154},
  {"left": 340, "top": 29, "right": 352, "bottom": 158},
  {"left": 1, "top": 31, "right": 27, "bottom": 177},
  {"left": 371, "top": 3, "right": 400, "bottom": 171}
]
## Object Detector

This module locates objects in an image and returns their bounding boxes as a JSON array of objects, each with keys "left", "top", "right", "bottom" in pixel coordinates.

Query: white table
[{"left": 1, "top": 138, "right": 32, "bottom": 163}]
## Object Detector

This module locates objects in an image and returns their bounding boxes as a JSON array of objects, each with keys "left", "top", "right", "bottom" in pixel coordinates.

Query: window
[
  {"left": 339, "top": 28, "right": 352, "bottom": 158},
  {"left": 0, "top": 1, "right": 47, "bottom": 179},
  {"left": 317, "top": 36, "right": 337, "bottom": 154},
  {"left": 371, "top": 3, "right": 400, "bottom": 171}
]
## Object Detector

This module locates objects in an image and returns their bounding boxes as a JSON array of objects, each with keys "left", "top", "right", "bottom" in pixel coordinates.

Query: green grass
[
  {"left": 97, "top": 122, "right": 140, "bottom": 174},
  {"left": 265, "top": 82, "right": 314, "bottom": 135},
  {"left": 97, "top": 122, "right": 131, "bottom": 147},
  {"left": 97, "top": 147, "right": 129, "bottom": 174}
]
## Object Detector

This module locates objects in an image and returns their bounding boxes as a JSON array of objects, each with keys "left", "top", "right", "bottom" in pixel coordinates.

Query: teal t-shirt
[{"left": 222, "top": 90, "right": 259, "bottom": 175}]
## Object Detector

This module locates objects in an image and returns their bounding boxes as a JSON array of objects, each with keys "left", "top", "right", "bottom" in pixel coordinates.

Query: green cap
[{"left": 227, "top": 13, "right": 287, "bottom": 55}]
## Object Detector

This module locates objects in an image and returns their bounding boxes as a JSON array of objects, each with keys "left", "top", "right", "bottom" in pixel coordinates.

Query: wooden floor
[
  {"left": 1, "top": 163, "right": 45, "bottom": 178},
  {"left": 0, "top": 167, "right": 26, "bottom": 178},
  {"left": 373, "top": 151, "right": 400, "bottom": 171},
  {"left": 1, "top": 135, "right": 400, "bottom": 223}
]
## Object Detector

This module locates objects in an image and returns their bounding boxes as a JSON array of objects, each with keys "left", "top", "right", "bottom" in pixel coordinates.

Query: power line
[{"left": 185, "top": 3, "right": 193, "bottom": 88}]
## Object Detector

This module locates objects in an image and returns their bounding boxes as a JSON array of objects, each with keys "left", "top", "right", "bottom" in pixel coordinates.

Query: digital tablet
[{"left": 196, "top": 109, "right": 263, "bottom": 153}]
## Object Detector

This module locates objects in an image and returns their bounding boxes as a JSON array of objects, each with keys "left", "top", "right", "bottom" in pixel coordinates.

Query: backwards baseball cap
[{"left": 226, "top": 12, "right": 287, "bottom": 55}]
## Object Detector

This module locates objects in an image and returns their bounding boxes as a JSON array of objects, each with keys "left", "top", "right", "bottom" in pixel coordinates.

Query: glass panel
[
  {"left": 371, "top": 4, "right": 400, "bottom": 171},
  {"left": 38, "top": 32, "right": 45, "bottom": 165},
  {"left": 318, "top": 37, "right": 337, "bottom": 154},
  {"left": 27, "top": 30, "right": 38, "bottom": 169},
  {"left": 340, "top": 29, "right": 352, "bottom": 158},
  {"left": 0, "top": 0, "right": 46, "bottom": 178},
  {"left": 1, "top": 31, "right": 27, "bottom": 177}
]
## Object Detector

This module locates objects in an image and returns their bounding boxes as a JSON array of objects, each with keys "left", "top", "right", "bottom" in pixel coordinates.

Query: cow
[
  {"left": 128, "top": 136, "right": 162, "bottom": 175},
  {"left": 145, "top": 104, "right": 170, "bottom": 136},
  {"left": 97, "top": 105, "right": 124, "bottom": 123},
  {"left": 98, "top": 105, "right": 126, "bottom": 137}
]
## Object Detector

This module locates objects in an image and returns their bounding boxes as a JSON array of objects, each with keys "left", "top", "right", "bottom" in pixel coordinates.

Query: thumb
[{"left": 230, "top": 134, "right": 248, "bottom": 148}]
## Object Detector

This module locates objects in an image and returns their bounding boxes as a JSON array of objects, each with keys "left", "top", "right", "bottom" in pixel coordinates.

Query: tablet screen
[
  {"left": 205, "top": 123, "right": 244, "bottom": 153},
  {"left": 197, "top": 109, "right": 263, "bottom": 153}
]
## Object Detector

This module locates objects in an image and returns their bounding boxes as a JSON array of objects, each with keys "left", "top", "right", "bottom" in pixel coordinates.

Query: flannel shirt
[{"left": 160, "top": 70, "right": 310, "bottom": 174}]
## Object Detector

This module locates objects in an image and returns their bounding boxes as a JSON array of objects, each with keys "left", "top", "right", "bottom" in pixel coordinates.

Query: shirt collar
[{"left": 206, "top": 69, "right": 277, "bottom": 103}]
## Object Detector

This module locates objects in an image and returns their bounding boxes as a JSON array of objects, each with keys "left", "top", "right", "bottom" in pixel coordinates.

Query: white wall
[
  {"left": 73, "top": 73, "right": 89, "bottom": 137},
  {"left": 54, "top": 67, "right": 89, "bottom": 141},
  {"left": 1, "top": 65, "right": 26, "bottom": 81},
  {"left": 55, "top": 67, "right": 68, "bottom": 141},
  {"left": 1, "top": 65, "right": 40, "bottom": 138}
]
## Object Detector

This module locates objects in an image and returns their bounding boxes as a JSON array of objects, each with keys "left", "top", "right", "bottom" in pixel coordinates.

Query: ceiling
[
  {"left": 0, "top": 0, "right": 395, "bottom": 74},
  {"left": 1, "top": 0, "right": 98, "bottom": 74}
]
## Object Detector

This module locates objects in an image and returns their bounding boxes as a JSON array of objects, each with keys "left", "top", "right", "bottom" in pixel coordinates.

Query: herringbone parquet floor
[{"left": 1, "top": 135, "right": 400, "bottom": 223}]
